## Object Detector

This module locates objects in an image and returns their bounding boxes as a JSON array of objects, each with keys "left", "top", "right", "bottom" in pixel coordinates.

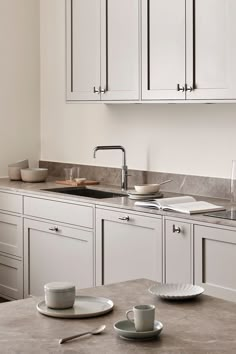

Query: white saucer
[
  {"left": 149, "top": 283, "right": 204, "bottom": 300},
  {"left": 113, "top": 320, "right": 163, "bottom": 340},
  {"left": 37, "top": 295, "right": 114, "bottom": 318},
  {"left": 128, "top": 192, "right": 163, "bottom": 200}
]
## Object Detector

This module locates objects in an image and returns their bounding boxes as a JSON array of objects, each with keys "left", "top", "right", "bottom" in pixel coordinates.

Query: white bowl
[
  {"left": 134, "top": 184, "right": 160, "bottom": 194},
  {"left": 21, "top": 168, "right": 48, "bottom": 183}
]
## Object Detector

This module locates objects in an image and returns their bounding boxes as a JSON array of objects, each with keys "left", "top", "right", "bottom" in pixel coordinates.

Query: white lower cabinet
[
  {"left": 96, "top": 207, "right": 162, "bottom": 286},
  {"left": 165, "top": 218, "right": 192, "bottom": 284},
  {"left": 0, "top": 212, "right": 23, "bottom": 300},
  {"left": 194, "top": 224, "right": 236, "bottom": 302},
  {"left": 2, "top": 188, "right": 236, "bottom": 304},
  {"left": 24, "top": 219, "right": 94, "bottom": 297}
]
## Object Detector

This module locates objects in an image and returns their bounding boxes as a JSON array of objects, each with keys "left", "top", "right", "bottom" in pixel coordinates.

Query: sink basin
[{"left": 42, "top": 187, "right": 126, "bottom": 199}]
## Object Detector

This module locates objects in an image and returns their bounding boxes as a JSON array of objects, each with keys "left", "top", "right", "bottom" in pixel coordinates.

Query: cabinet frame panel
[
  {"left": 96, "top": 207, "right": 163, "bottom": 286},
  {"left": 24, "top": 218, "right": 94, "bottom": 298}
]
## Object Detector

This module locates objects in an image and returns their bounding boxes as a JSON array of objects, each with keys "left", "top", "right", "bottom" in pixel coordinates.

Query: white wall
[
  {"left": 0, "top": 0, "right": 40, "bottom": 176},
  {"left": 40, "top": 0, "right": 236, "bottom": 179}
]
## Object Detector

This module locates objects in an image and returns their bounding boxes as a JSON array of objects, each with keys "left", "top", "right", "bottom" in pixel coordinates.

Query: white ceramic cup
[{"left": 126, "top": 304, "right": 155, "bottom": 332}]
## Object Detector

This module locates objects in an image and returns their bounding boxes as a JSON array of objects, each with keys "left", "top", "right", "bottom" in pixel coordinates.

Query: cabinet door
[
  {"left": 66, "top": 0, "right": 101, "bottom": 101},
  {"left": 165, "top": 219, "right": 192, "bottom": 284},
  {"left": 24, "top": 219, "right": 94, "bottom": 297},
  {"left": 0, "top": 213, "right": 22, "bottom": 258},
  {"left": 186, "top": 0, "right": 236, "bottom": 100},
  {"left": 96, "top": 208, "right": 162, "bottom": 286},
  {"left": 194, "top": 225, "right": 236, "bottom": 302},
  {"left": 142, "top": 0, "right": 186, "bottom": 100},
  {"left": 100, "top": 0, "right": 140, "bottom": 100}
]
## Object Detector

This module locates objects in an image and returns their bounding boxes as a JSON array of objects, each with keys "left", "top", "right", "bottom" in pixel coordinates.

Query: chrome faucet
[{"left": 93, "top": 145, "right": 128, "bottom": 191}]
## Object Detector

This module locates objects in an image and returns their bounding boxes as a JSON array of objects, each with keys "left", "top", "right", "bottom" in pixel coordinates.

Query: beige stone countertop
[
  {"left": 0, "top": 279, "right": 236, "bottom": 353},
  {"left": 0, "top": 177, "right": 236, "bottom": 228}
]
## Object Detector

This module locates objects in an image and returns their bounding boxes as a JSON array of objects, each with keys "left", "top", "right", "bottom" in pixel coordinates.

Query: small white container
[
  {"left": 44, "top": 282, "right": 76, "bottom": 309},
  {"left": 21, "top": 168, "right": 48, "bottom": 183}
]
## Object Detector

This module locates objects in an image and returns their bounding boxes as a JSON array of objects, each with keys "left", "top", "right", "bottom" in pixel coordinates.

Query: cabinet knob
[
  {"left": 172, "top": 225, "right": 181, "bottom": 233},
  {"left": 118, "top": 216, "right": 130, "bottom": 221},
  {"left": 49, "top": 226, "right": 59, "bottom": 232},
  {"left": 100, "top": 88, "right": 106, "bottom": 94},
  {"left": 93, "top": 86, "right": 100, "bottom": 94},
  {"left": 185, "top": 85, "right": 193, "bottom": 92},
  {"left": 177, "top": 84, "right": 185, "bottom": 92}
]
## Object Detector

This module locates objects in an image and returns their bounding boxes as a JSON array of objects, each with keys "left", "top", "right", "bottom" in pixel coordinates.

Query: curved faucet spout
[
  {"left": 93, "top": 145, "right": 128, "bottom": 190},
  {"left": 93, "top": 145, "right": 126, "bottom": 166}
]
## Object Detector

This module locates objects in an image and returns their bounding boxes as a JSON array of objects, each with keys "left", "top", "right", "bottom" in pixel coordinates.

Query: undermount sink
[{"left": 42, "top": 187, "right": 126, "bottom": 199}]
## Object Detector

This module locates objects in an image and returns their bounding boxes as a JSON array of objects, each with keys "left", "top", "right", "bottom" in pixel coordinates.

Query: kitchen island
[{"left": 0, "top": 279, "right": 235, "bottom": 353}]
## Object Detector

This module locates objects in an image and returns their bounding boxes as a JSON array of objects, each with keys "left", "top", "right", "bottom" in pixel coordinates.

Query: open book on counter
[{"left": 135, "top": 196, "right": 225, "bottom": 215}]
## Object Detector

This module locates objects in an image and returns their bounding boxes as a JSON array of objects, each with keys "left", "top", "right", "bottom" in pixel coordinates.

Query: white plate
[
  {"left": 149, "top": 283, "right": 204, "bottom": 300},
  {"left": 113, "top": 320, "right": 163, "bottom": 340},
  {"left": 37, "top": 295, "right": 114, "bottom": 318},
  {"left": 128, "top": 192, "right": 163, "bottom": 200}
]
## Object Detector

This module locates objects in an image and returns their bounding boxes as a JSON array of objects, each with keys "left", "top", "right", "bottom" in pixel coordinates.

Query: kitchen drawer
[
  {"left": 0, "top": 213, "right": 23, "bottom": 258},
  {"left": 24, "top": 196, "right": 93, "bottom": 229},
  {"left": 0, "top": 254, "right": 23, "bottom": 300},
  {"left": 0, "top": 191, "right": 22, "bottom": 214}
]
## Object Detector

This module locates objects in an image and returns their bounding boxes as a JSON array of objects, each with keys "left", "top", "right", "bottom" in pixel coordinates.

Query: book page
[
  {"left": 156, "top": 196, "right": 196, "bottom": 207},
  {"left": 163, "top": 201, "right": 225, "bottom": 214},
  {"left": 135, "top": 201, "right": 162, "bottom": 209},
  {"left": 135, "top": 196, "right": 196, "bottom": 209}
]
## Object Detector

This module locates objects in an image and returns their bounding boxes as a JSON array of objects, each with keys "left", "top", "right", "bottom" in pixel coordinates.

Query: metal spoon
[
  {"left": 59, "top": 324, "right": 106, "bottom": 344},
  {"left": 158, "top": 179, "right": 172, "bottom": 186}
]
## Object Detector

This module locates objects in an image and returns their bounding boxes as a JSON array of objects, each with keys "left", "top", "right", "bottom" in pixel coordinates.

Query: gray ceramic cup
[{"left": 126, "top": 304, "right": 155, "bottom": 332}]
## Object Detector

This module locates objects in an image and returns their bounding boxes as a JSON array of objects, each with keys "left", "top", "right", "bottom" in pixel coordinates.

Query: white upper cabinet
[
  {"left": 67, "top": 0, "right": 236, "bottom": 102},
  {"left": 66, "top": 0, "right": 101, "bottom": 101},
  {"left": 186, "top": 0, "right": 236, "bottom": 100},
  {"left": 66, "top": 0, "right": 140, "bottom": 101},
  {"left": 142, "top": 0, "right": 186, "bottom": 100},
  {"left": 100, "top": 0, "right": 139, "bottom": 101},
  {"left": 142, "top": 0, "right": 236, "bottom": 101}
]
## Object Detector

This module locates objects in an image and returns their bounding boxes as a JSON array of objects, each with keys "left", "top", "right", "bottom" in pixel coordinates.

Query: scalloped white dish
[{"left": 149, "top": 283, "right": 204, "bottom": 300}]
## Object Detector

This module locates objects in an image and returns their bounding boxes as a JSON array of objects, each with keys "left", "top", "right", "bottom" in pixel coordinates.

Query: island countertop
[{"left": 0, "top": 279, "right": 235, "bottom": 353}]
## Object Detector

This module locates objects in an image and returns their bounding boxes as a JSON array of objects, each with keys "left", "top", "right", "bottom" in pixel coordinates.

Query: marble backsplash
[{"left": 39, "top": 160, "right": 230, "bottom": 200}]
